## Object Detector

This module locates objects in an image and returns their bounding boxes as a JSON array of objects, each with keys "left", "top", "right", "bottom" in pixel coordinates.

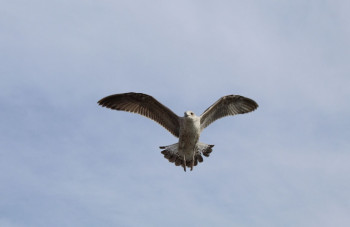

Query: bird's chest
[{"left": 178, "top": 118, "right": 200, "bottom": 154}]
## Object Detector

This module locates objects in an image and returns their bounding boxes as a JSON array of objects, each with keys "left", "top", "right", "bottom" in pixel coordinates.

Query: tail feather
[
  {"left": 159, "top": 142, "right": 214, "bottom": 171},
  {"left": 197, "top": 142, "right": 214, "bottom": 157}
]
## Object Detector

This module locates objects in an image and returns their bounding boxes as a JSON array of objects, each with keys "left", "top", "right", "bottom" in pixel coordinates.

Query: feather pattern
[
  {"left": 98, "top": 92, "right": 180, "bottom": 137},
  {"left": 200, "top": 95, "right": 258, "bottom": 131}
]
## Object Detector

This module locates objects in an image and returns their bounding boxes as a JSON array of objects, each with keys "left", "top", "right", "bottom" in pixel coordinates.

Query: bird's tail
[{"left": 159, "top": 142, "right": 214, "bottom": 172}]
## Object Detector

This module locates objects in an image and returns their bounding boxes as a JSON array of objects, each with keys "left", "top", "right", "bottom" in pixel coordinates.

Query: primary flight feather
[{"left": 98, "top": 92, "right": 258, "bottom": 171}]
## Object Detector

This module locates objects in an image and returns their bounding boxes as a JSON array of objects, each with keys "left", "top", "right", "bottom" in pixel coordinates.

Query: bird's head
[{"left": 184, "top": 111, "right": 196, "bottom": 118}]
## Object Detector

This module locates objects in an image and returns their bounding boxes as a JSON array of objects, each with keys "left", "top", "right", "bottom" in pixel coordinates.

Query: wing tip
[
  {"left": 97, "top": 98, "right": 109, "bottom": 108},
  {"left": 239, "top": 96, "right": 259, "bottom": 113}
]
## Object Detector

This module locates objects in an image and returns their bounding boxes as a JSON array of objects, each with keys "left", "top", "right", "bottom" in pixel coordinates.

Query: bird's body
[
  {"left": 178, "top": 112, "right": 200, "bottom": 159},
  {"left": 98, "top": 92, "right": 258, "bottom": 171}
]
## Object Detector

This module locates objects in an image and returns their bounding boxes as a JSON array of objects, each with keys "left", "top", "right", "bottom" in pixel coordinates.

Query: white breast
[{"left": 178, "top": 116, "right": 201, "bottom": 157}]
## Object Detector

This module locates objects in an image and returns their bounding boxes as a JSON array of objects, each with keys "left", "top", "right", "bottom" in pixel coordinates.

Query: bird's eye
[{"left": 191, "top": 112, "right": 194, "bottom": 115}]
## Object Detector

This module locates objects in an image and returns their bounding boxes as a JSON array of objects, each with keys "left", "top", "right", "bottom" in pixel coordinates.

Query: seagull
[{"left": 98, "top": 92, "right": 258, "bottom": 171}]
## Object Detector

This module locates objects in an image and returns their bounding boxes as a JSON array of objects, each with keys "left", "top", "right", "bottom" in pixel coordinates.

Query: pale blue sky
[{"left": 1, "top": 1, "right": 350, "bottom": 226}]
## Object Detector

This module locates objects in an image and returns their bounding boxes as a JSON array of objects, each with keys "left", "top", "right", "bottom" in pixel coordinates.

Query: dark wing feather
[
  {"left": 200, "top": 95, "right": 258, "bottom": 131},
  {"left": 98, "top": 92, "right": 180, "bottom": 137}
]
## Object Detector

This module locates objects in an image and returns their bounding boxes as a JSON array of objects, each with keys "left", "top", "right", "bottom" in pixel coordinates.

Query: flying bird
[{"left": 98, "top": 92, "right": 258, "bottom": 171}]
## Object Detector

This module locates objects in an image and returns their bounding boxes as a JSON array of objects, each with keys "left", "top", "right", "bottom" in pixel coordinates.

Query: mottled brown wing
[
  {"left": 200, "top": 95, "right": 258, "bottom": 131},
  {"left": 98, "top": 92, "right": 180, "bottom": 137}
]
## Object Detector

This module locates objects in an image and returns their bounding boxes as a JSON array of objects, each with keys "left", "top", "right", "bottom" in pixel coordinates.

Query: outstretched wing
[
  {"left": 98, "top": 92, "right": 180, "bottom": 137},
  {"left": 200, "top": 95, "right": 258, "bottom": 131}
]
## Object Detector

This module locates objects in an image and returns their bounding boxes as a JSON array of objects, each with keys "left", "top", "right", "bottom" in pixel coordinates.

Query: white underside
[
  {"left": 177, "top": 115, "right": 201, "bottom": 159},
  {"left": 159, "top": 114, "right": 214, "bottom": 171}
]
